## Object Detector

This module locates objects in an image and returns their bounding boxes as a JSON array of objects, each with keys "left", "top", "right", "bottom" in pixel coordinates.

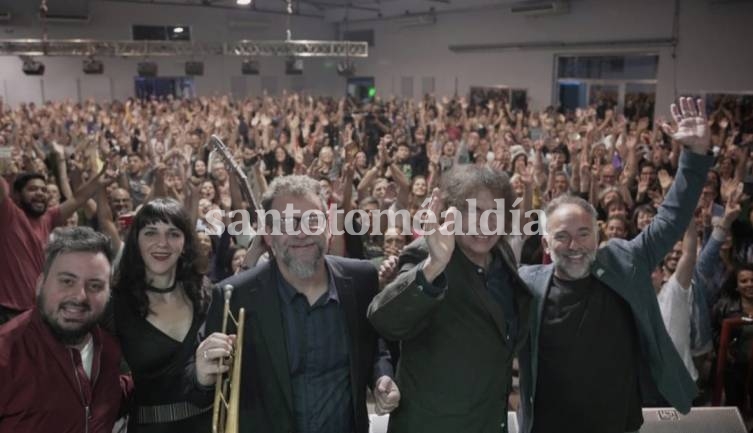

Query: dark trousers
[
  {"left": 724, "top": 362, "right": 752, "bottom": 412},
  {"left": 0, "top": 305, "right": 23, "bottom": 327}
]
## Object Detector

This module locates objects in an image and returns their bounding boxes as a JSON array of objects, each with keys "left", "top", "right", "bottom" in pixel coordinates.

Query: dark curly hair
[{"left": 113, "top": 198, "right": 206, "bottom": 318}]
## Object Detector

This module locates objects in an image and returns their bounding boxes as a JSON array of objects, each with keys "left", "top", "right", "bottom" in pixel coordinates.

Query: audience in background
[{"left": 0, "top": 91, "right": 751, "bottom": 421}]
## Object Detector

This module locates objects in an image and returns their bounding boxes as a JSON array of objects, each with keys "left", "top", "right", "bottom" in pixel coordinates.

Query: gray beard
[
  {"left": 277, "top": 243, "right": 324, "bottom": 279},
  {"left": 551, "top": 249, "right": 597, "bottom": 280}
]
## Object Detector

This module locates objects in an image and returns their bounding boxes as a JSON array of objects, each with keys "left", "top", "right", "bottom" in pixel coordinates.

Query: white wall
[
  {"left": 343, "top": 0, "right": 753, "bottom": 116},
  {"left": 1, "top": 0, "right": 752, "bottom": 113},
  {"left": 0, "top": 0, "right": 346, "bottom": 105}
]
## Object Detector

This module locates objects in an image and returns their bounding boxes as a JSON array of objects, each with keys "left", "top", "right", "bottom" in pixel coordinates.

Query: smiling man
[
  {"left": 0, "top": 166, "right": 116, "bottom": 325},
  {"left": 0, "top": 226, "right": 131, "bottom": 433},
  {"left": 187, "top": 175, "right": 398, "bottom": 433},
  {"left": 368, "top": 165, "right": 532, "bottom": 433},
  {"left": 517, "top": 97, "right": 714, "bottom": 433}
]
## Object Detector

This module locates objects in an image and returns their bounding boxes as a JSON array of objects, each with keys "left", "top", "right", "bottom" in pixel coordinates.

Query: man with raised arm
[
  {"left": 368, "top": 165, "right": 532, "bottom": 433},
  {"left": 518, "top": 97, "right": 713, "bottom": 433}
]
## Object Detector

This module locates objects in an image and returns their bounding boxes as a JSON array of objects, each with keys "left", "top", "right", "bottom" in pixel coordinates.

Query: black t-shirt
[{"left": 533, "top": 275, "right": 643, "bottom": 433}]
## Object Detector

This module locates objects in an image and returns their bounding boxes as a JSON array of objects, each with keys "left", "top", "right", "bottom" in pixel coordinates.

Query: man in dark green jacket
[
  {"left": 368, "top": 165, "right": 532, "bottom": 433},
  {"left": 517, "top": 97, "right": 712, "bottom": 433}
]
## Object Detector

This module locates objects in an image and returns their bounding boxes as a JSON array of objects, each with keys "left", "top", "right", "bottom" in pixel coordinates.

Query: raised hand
[
  {"left": 657, "top": 169, "right": 673, "bottom": 191},
  {"left": 50, "top": 140, "right": 66, "bottom": 159},
  {"left": 341, "top": 161, "right": 354, "bottom": 179},
  {"left": 533, "top": 139, "right": 545, "bottom": 153},
  {"left": 637, "top": 117, "right": 650, "bottom": 132},
  {"left": 721, "top": 183, "right": 743, "bottom": 228},
  {"left": 662, "top": 97, "right": 710, "bottom": 155},
  {"left": 422, "top": 188, "right": 456, "bottom": 282},
  {"left": 579, "top": 160, "right": 590, "bottom": 179},
  {"left": 637, "top": 179, "right": 649, "bottom": 196},
  {"left": 625, "top": 132, "right": 639, "bottom": 151},
  {"left": 97, "top": 158, "right": 120, "bottom": 186},
  {"left": 520, "top": 164, "right": 534, "bottom": 185}
]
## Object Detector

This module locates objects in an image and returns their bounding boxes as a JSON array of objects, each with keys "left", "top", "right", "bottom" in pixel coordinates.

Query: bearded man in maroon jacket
[{"left": 0, "top": 226, "right": 132, "bottom": 433}]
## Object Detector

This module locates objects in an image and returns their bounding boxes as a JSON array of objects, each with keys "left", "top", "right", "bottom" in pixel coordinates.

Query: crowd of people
[{"left": 0, "top": 90, "right": 752, "bottom": 433}]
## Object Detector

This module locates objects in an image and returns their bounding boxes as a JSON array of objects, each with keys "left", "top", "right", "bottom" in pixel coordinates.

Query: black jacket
[{"left": 185, "top": 255, "right": 392, "bottom": 433}]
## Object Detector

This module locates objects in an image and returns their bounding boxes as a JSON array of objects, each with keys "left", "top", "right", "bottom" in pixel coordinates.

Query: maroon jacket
[{"left": 0, "top": 309, "right": 132, "bottom": 433}]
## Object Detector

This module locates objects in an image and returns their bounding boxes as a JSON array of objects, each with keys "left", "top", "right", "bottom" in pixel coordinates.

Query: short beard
[
  {"left": 37, "top": 294, "right": 102, "bottom": 347},
  {"left": 276, "top": 241, "right": 325, "bottom": 279},
  {"left": 551, "top": 249, "right": 597, "bottom": 280},
  {"left": 19, "top": 200, "right": 46, "bottom": 218}
]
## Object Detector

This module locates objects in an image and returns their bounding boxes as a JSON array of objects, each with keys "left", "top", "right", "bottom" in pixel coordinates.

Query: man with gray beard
[
  {"left": 517, "top": 97, "right": 713, "bottom": 433},
  {"left": 187, "top": 175, "right": 399, "bottom": 433}
]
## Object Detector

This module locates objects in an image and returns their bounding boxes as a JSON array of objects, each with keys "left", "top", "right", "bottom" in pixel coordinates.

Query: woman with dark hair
[
  {"left": 263, "top": 145, "right": 295, "bottom": 182},
  {"left": 190, "top": 159, "right": 208, "bottom": 186},
  {"left": 631, "top": 203, "right": 657, "bottom": 236},
  {"left": 712, "top": 264, "right": 753, "bottom": 410},
  {"left": 112, "top": 198, "right": 210, "bottom": 433}
]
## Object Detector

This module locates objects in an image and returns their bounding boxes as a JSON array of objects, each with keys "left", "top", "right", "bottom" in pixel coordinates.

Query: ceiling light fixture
[
  {"left": 236, "top": 0, "right": 252, "bottom": 5},
  {"left": 173, "top": 26, "right": 184, "bottom": 33}
]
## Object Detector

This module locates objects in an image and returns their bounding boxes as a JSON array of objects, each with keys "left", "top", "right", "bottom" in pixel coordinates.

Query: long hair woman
[{"left": 112, "top": 198, "right": 210, "bottom": 433}]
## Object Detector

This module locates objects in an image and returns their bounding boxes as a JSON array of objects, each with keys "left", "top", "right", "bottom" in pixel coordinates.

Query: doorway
[
  {"left": 347, "top": 77, "right": 375, "bottom": 102},
  {"left": 134, "top": 77, "right": 195, "bottom": 100}
]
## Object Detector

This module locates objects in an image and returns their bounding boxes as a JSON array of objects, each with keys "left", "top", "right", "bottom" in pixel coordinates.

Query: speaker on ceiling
[
  {"left": 83, "top": 58, "right": 104, "bottom": 74},
  {"left": 137, "top": 62, "right": 158, "bottom": 77},
  {"left": 241, "top": 59, "right": 259, "bottom": 75},
  {"left": 336, "top": 60, "right": 355, "bottom": 77},
  {"left": 185, "top": 61, "right": 204, "bottom": 76},
  {"left": 22, "top": 59, "right": 45, "bottom": 75},
  {"left": 285, "top": 58, "right": 303, "bottom": 75}
]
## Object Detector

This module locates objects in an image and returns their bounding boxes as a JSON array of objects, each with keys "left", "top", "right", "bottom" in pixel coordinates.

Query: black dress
[{"left": 114, "top": 293, "right": 212, "bottom": 433}]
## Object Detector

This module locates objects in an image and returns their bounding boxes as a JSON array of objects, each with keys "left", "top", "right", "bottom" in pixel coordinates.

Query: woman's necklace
[{"left": 145, "top": 280, "right": 177, "bottom": 294}]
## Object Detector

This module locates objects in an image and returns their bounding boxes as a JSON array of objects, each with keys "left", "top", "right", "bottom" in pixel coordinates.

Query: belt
[{"left": 136, "top": 401, "right": 212, "bottom": 424}]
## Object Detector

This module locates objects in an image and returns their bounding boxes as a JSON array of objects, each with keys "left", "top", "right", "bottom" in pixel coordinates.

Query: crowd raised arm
[{"left": 0, "top": 91, "right": 752, "bottom": 431}]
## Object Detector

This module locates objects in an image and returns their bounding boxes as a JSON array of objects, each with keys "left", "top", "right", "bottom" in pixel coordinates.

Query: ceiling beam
[
  {"left": 302, "top": 1, "right": 381, "bottom": 12},
  {"left": 95, "top": 0, "right": 325, "bottom": 18}
]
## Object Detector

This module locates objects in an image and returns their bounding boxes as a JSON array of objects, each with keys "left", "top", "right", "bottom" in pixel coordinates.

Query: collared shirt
[
  {"left": 479, "top": 250, "right": 519, "bottom": 344},
  {"left": 277, "top": 271, "right": 353, "bottom": 433}
]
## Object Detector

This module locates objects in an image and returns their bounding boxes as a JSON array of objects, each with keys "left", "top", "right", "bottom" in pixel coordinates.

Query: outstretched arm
[
  {"left": 367, "top": 189, "right": 455, "bottom": 340},
  {"left": 629, "top": 98, "right": 714, "bottom": 268},
  {"left": 674, "top": 220, "right": 697, "bottom": 289},
  {"left": 59, "top": 161, "right": 116, "bottom": 222}
]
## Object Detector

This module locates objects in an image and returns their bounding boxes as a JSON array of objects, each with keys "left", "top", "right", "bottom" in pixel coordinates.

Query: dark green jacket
[{"left": 368, "top": 239, "right": 531, "bottom": 433}]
